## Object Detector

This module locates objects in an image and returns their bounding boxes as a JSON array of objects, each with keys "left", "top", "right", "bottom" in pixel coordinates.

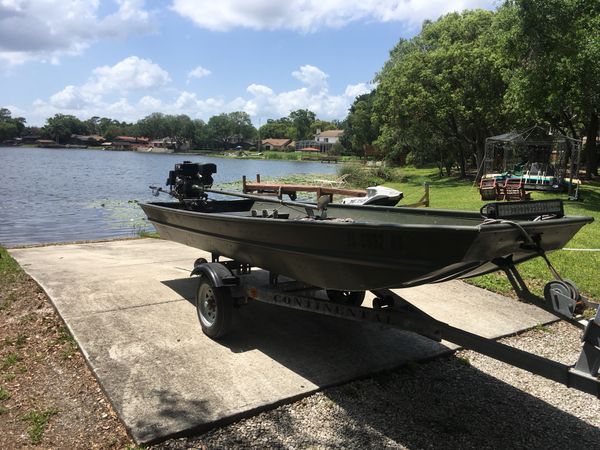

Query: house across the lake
[
  {"left": 105, "top": 136, "right": 150, "bottom": 150},
  {"left": 261, "top": 138, "right": 295, "bottom": 151},
  {"left": 70, "top": 134, "right": 106, "bottom": 146},
  {"left": 295, "top": 129, "right": 345, "bottom": 153},
  {"left": 36, "top": 139, "right": 63, "bottom": 148},
  {"left": 315, "top": 129, "right": 344, "bottom": 144}
]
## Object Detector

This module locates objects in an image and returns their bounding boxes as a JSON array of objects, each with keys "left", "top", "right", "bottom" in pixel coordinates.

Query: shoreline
[{"left": 1, "top": 144, "right": 355, "bottom": 163}]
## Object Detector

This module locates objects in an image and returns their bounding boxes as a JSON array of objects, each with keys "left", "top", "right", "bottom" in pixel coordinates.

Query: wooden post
[{"left": 400, "top": 182, "right": 430, "bottom": 208}]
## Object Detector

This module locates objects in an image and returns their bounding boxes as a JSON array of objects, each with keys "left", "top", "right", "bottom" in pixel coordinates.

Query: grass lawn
[{"left": 383, "top": 167, "right": 600, "bottom": 302}]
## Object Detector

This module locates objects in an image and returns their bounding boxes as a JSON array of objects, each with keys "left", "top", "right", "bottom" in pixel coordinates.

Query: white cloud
[
  {"left": 43, "top": 56, "right": 170, "bottom": 114},
  {"left": 138, "top": 95, "right": 163, "bottom": 110},
  {"left": 0, "top": 0, "right": 154, "bottom": 65},
  {"left": 174, "top": 91, "right": 201, "bottom": 109},
  {"left": 247, "top": 84, "right": 274, "bottom": 97},
  {"left": 344, "top": 82, "right": 375, "bottom": 98},
  {"left": 187, "top": 66, "right": 212, "bottom": 82},
  {"left": 292, "top": 65, "right": 329, "bottom": 93},
  {"left": 32, "top": 64, "right": 374, "bottom": 125},
  {"left": 106, "top": 97, "right": 136, "bottom": 115},
  {"left": 87, "top": 56, "right": 171, "bottom": 94},
  {"left": 50, "top": 85, "right": 94, "bottom": 110},
  {"left": 171, "top": 0, "right": 495, "bottom": 32},
  {"left": 239, "top": 66, "right": 375, "bottom": 120}
]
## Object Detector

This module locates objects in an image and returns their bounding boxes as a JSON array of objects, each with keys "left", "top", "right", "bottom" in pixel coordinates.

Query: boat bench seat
[
  {"left": 479, "top": 178, "right": 502, "bottom": 201},
  {"left": 503, "top": 178, "right": 531, "bottom": 201}
]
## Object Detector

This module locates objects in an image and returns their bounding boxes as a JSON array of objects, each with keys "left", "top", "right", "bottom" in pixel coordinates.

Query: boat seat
[
  {"left": 503, "top": 177, "right": 531, "bottom": 201},
  {"left": 479, "top": 177, "right": 502, "bottom": 201}
]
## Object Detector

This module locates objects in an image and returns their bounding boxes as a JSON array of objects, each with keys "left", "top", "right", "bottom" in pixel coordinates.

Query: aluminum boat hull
[{"left": 140, "top": 200, "right": 592, "bottom": 291}]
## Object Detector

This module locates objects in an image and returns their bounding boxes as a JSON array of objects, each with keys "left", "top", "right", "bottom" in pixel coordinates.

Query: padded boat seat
[
  {"left": 503, "top": 178, "right": 531, "bottom": 201},
  {"left": 479, "top": 178, "right": 502, "bottom": 201}
]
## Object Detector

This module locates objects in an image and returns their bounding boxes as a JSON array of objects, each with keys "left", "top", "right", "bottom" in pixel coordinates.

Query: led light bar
[{"left": 481, "top": 199, "right": 564, "bottom": 220}]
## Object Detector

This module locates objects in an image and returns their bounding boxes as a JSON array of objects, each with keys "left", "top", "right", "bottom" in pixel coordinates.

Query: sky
[{"left": 0, "top": 0, "right": 496, "bottom": 127}]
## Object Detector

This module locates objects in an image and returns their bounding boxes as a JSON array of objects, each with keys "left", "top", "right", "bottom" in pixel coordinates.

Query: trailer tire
[
  {"left": 196, "top": 275, "right": 233, "bottom": 339},
  {"left": 326, "top": 290, "right": 365, "bottom": 307}
]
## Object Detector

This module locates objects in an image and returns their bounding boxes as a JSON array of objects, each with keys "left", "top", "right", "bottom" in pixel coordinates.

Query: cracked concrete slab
[{"left": 9, "top": 239, "right": 556, "bottom": 444}]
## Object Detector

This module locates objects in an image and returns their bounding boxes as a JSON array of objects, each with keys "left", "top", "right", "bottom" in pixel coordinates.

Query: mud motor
[{"left": 166, "top": 161, "right": 217, "bottom": 200}]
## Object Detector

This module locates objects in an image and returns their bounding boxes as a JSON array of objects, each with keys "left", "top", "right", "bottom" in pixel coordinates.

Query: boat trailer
[{"left": 190, "top": 255, "right": 600, "bottom": 399}]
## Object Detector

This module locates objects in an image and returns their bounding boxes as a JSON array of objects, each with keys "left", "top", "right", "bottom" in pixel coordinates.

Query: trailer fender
[{"left": 190, "top": 262, "right": 238, "bottom": 287}]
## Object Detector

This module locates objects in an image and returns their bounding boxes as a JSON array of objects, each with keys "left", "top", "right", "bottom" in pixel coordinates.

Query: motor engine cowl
[{"left": 166, "top": 161, "right": 217, "bottom": 199}]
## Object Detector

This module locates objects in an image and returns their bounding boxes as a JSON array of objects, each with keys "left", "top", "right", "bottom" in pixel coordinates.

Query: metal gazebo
[{"left": 480, "top": 126, "right": 581, "bottom": 192}]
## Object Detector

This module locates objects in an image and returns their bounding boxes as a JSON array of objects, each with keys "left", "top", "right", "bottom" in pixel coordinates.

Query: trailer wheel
[
  {"left": 326, "top": 290, "right": 365, "bottom": 307},
  {"left": 196, "top": 276, "right": 233, "bottom": 338}
]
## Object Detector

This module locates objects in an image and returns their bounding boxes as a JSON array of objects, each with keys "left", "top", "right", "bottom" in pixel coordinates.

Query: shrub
[
  {"left": 263, "top": 151, "right": 299, "bottom": 161},
  {"left": 373, "top": 166, "right": 393, "bottom": 181},
  {"left": 337, "top": 163, "right": 393, "bottom": 187},
  {"left": 329, "top": 142, "right": 344, "bottom": 156}
]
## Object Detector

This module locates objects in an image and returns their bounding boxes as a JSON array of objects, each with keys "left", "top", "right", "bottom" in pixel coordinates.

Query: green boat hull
[{"left": 140, "top": 200, "right": 592, "bottom": 291}]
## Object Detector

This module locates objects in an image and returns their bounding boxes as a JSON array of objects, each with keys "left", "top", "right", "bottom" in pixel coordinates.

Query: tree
[
  {"left": 136, "top": 112, "right": 168, "bottom": 139},
  {"left": 229, "top": 111, "right": 256, "bottom": 143},
  {"left": 374, "top": 10, "right": 508, "bottom": 175},
  {"left": 206, "top": 114, "right": 232, "bottom": 148},
  {"left": 206, "top": 112, "right": 256, "bottom": 149},
  {"left": 42, "top": 114, "right": 90, "bottom": 143},
  {"left": 135, "top": 113, "right": 199, "bottom": 149},
  {"left": 342, "top": 91, "right": 380, "bottom": 156},
  {"left": 104, "top": 125, "right": 129, "bottom": 140},
  {"left": 97, "top": 117, "right": 127, "bottom": 137},
  {"left": 0, "top": 108, "right": 11, "bottom": 121},
  {"left": 259, "top": 118, "right": 294, "bottom": 139},
  {"left": 86, "top": 116, "right": 101, "bottom": 135},
  {"left": 310, "top": 119, "right": 336, "bottom": 136},
  {"left": 0, "top": 108, "right": 26, "bottom": 141},
  {"left": 166, "top": 114, "right": 196, "bottom": 150},
  {"left": 191, "top": 119, "right": 208, "bottom": 148},
  {"left": 500, "top": 0, "right": 600, "bottom": 178},
  {"left": 0, "top": 122, "right": 18, "bottom": 142},
  {"left": 289, "top": 109, "right": 316, "bottom": 140}
]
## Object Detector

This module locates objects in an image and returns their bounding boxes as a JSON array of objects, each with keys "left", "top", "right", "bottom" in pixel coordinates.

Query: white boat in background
[{"left": 341, "top": 186, "right": 403, "bottom": 206}]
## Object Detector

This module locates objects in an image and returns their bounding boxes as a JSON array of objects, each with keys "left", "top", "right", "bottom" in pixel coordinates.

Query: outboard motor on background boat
[{"left": 166, "top": 161, "right": 217, "bottom": 200}]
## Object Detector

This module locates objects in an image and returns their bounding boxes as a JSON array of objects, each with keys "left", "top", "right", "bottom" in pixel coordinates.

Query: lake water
[{"left": 0, "top": 147, "right": 336, "bottom": 247}]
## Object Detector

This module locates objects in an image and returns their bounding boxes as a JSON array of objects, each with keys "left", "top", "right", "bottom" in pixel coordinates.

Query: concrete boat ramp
[{"left": 9, "top": 239, "right": 556, "bottom": 444}]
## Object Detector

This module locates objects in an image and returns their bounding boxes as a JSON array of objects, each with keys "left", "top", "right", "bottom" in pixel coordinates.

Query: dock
[{"left": 300, "top": 155, "right": 340, "bottom": 163}]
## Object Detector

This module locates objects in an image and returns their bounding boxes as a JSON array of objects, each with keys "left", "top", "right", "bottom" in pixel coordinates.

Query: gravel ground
[{"left": 154, "top": 321, "right": 600, "bottom": 450}]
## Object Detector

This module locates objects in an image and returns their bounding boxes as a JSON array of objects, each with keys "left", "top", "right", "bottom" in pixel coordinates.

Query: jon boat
[
  {"left": 139, "top": 162, "right": 593, "bottom": 292},
  {"left": 140, "top": 162, "right": 600, "bottom": 398}
]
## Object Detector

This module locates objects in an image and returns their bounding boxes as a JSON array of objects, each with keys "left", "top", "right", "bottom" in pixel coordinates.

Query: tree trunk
[
  {"left": 584, "top": 110, "right": 599, "bottom": 179},
  {"left": 458, "top": 146, "right": 467, "bottom": 178},
  {"left": 436, "top": 147, "right": 444, "bottom": 177}
]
